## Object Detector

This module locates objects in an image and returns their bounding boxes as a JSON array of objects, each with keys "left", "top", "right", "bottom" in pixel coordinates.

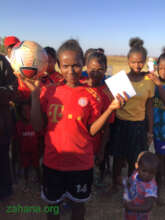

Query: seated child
[
  {"left": 123, "top": 151, "right": 159, "bottom": 220},
  {"left": 15, "top": 101, "right": 41, "bottom": 191}
]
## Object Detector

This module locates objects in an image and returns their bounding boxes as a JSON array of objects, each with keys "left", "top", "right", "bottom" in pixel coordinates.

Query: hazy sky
[{"left": 1, "top": 0, "right": 165, "bottom": 56}]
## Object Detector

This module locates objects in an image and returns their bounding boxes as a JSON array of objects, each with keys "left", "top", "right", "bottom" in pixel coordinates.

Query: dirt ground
[{"left": 1, "top": 161, "right": 165, "bottom": 220}]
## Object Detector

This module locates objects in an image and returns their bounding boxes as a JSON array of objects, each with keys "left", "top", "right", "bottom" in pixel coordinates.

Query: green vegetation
[{"left": 0, "top": 37, "right": 6, "bottom": 54}]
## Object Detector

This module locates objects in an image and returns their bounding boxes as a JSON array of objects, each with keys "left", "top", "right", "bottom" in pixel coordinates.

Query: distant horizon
[{"left": 0, "top": 35, "right": 162, "bottom": 58}]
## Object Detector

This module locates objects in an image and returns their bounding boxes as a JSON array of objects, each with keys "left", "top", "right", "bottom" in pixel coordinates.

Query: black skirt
[{"left": 110, "top": 118, "right": 148, "bottom": 164}]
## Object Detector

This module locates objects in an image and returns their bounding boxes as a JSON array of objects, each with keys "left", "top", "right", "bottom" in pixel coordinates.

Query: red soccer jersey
[
  {"left": 39, "top": 71, "right": 64, "bottom": 87},
  {"left": 80, "top": 77, "right": 115, "bottom": 123},
  {"left": 16, "top": 121, "right": 40, "bottom": 153},
  {"left": 15, "top": 121, "right": 41, "bottom": 167},
  {"left": 80, "top": 78, "right": 115, "bottom": 153},
  {"left": 87, "top": 85, "right": 115, "bottom": 154},
  {"left": 98, "top": 84, "right": 115, "bottom": 123},
  {"left": 40, "top": 84, "right": 101, "bottom": 171}
]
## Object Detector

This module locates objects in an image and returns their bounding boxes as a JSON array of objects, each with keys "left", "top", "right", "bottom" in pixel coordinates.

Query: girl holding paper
[
  {"left": 21, "top": 39, "right": 128, "bottom": 220},
  {"left": 111, "top": 37, "right": 155, "bottom": 191}
]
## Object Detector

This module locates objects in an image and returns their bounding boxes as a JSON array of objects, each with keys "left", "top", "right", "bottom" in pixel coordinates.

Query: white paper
[
  {"left": 105, "top": 70, "right": 136, "bottom": 98},
  {"left": 147, "top": 61, "right": 154, "bottom": 72}
]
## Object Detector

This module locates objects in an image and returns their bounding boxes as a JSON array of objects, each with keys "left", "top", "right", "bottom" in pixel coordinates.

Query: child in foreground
[{"left": 123, "top": 151, "right": 159, "bottom": 220}]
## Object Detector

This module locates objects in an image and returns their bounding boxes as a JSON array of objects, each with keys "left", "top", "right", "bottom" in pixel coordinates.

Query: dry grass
[
  {"left": 107, "top": 56, "right": 130, "bottom": 74},
  {"left": 56, "top": 55, "right": 149, "bottom": 75},
  {"left": 107, "top": 55, "right": 148, "bottom": 74}
]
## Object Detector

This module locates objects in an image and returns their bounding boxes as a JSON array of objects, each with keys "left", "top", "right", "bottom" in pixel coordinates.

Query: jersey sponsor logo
[
  {"left": 78, "top": 97, "right": 88, "bottom": 107},
  {"left": 22, "top": 131, "right": 35, "bottom": 137},
  {"left": 48, "top": 104, "right": 64, "bottom": 123}
]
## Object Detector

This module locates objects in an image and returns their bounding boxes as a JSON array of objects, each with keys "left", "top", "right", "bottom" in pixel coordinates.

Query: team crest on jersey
[{"left": 78, "top": 97, "right": 88, "bottom": 107}]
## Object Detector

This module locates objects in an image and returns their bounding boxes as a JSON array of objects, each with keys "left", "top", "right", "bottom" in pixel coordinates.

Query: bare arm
[
  {"left": 21, "top": 78, "right": 46, "bottom": 132},
  {"left": 148, "top": 73, "right": 165, "bottom": 104},
  {"left": 124, "top": 197, "right": 155, "bottom": 213},
  {"left": 90, "top": 93, "right": 128, "bottom": 136},
  {"left": 90, "top": 104, "right": 114, "bottom": 136},
  {"left": 31, "top": 89, "right": 45, "bottom": 132}
]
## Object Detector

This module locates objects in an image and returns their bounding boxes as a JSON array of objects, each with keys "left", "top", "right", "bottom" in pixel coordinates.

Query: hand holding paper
[
  {"left": 105, "top": 70, "right": 136, "bottom": 99},
  {"left": 108, "top": 92, "right": 128, "bottom": 110}
]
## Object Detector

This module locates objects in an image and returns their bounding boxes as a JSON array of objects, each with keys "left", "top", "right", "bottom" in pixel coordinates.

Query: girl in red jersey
[
  {"left": 22, "top": 39, "right": 127, "bottom": 220},
  {"left": 15, "top": 101, "right": 41, "bottom": 191},
  {"left": 40, "top": 47, "right": 63, "bottom": 87},
  {"left": 82, "top": 51, "right": 115, "bottom": 183}
]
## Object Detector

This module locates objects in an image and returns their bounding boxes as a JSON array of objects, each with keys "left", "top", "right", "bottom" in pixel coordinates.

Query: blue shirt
[
  {"left": 153, "top": 84, "right": 165, "bottom": 141},
  {"left": 81, "top": 71, "right": 108, "bottom": 85}
]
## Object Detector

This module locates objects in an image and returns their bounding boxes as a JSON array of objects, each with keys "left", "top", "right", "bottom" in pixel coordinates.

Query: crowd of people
[{"left": 0, "top": 35, "right": 165, "bottom": 220}]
